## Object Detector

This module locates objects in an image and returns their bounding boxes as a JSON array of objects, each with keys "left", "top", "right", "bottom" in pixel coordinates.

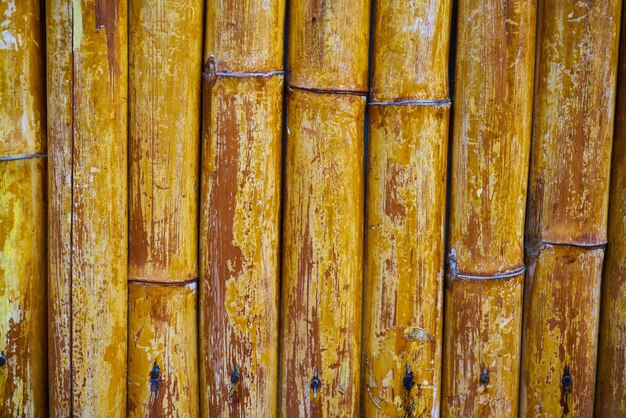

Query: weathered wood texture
[
  {"left": 362, "top": 104, "right": 449, "bottom": 417},
  {"left": 521, "top": 245, "right": 603, "bottom": 417},
  {"left": 369, "top": 0, "right": 451, "bottom": 102},
  {"left": 442, "top": 0, "right": 536, "bottom": 416},
  {"left": 47, "top": 0, "right": 128, "bottom": 415},
  {"left": 280, "top": 88, "right": 365, "bottom": 417},
  {"left": 287, "top": 0, "right": 370, "bottom": 91},
  {"left": 442, "top": 273, "right": 524, "bottom": 417},
  {"left": 0, "top": 0, "right": 47, "bottom": 415},
  {"left": 363, "top": 2, "right": 451, "bottom": 416},
  {"left": 204, "top": 0, "right": 285, "bottom": 73},
  {"left": 521, "top": 1, "right": 621, "bottom": 416},
  {"left": 127, "top": 282, "right": 199, "bottom": 418},
  {"left": 200, "top": 75, "right": 283, "bottom": 417},
  {"left": 129, "top": 0, "right": 203, "bottom": 283},
  {"left": 596, "top": 9, "right": 626, "bottom": 413}
]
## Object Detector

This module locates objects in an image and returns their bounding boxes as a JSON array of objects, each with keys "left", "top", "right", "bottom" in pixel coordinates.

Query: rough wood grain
[
  {"left": 204, "top": 0, "right": 285, "bottom": 73},
  {"left": 362, "top": 104, "right": 449, "bottom": 417},
  {"left": 127, "top": 282, "right": 199, "bottom": 418},
  {"left": 47, "top": 0, "right": 128, "bottom": 415},
  {"left": 442, "top": 0, "right": 536, "bottom": 415},
  {"left": 520, "top": 245, "right": 604, "bottom": 417},
  {"left": 279, "top": 88, "right": 365, "bottom": 417},
  {"left": 287, "top": 0, "right": 371, "bottom": 92},
  {"left": 596, "top": 8, "right": 626, "bottom": 412},
  {"left": 521, "top": 2, "right": 621, "bottom": 416},
  {"left": 442, "top": 273, "right": 524, "bottom": 417},
  {"left": 200, "top": 75, "right": 283, "bottom": 418},
  {"left": 129, "top": 0, "right": 203, "bottom": 283},
  {"left": 369, "top": 0, "right": 452, "bottom": 102}
]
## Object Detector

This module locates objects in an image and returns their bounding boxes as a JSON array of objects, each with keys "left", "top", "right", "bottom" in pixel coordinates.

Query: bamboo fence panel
[
  {"left": 127, "top": 0, "right": 203, "bottom": 415},
  {"left": 279, "top": 1, "right": 370, "bottom": 416},
  {"left": 362, "top": 0, "right": 451, "bottom": 416},
  {"left": 199, "top": 1, "right": 285, "bottom": 416},
  {"left": 0, "top": 2, "right": 46, "bottom": 414},
  {"left": 596, "top": 7, "right": 626, "bottom": 413},
  {"left": 441, "top": 0, "right": 536, "bottom": 416},
  {"left": 521, "top": 1, "right": 622, "bottom": 416},
  {"left": 47, "top": 0, "right": 128, "bottom": 415}
]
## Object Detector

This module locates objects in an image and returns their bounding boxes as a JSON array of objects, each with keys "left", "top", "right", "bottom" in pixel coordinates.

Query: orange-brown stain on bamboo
[
  {"left": 448, "top": 0, "right": 536, "bottom": 276},
  {"left": 200, "top": 75, "right": 283, "bottom": 417},
  {"left": 526, "top": 0, "right": 622, "bottom": 247},
  {"left": 127, "top": 282, "right": 199, "bottom": 418},
  {"left": 596, "top": 8, "right": 626, "bottom": 412},
  {"left": 47, "top": 0, "right": 128, "bottom": 415},
  {"left": 128, "top": 0, "right": 203, "bottom": 283},
  {"left": 204, "top": 0, "right": 285, "bottom": 73},
  {"left": 279, "top": 88, "right": 365, "bottom": 417},
  {"left": 362, "top": 104, "right": 449, "bottom": 417},
  {"left": 287, "top": 0, "right": 371, "bottom": 91},
  {"left": 0, "top": 159, "right": 47, "bottom": 416},
  {"left": 369, "top": 0, "right": 451, "bottom": 102},
  {"left": 520, "top": 245, "right": 604, "bottom": 417},
  {"left": 442, "top": 273, "right": 524, "bottom": 417},
  {"left": 442, "top": 0, "right": 535, "bottom": 416},
  {"left": 0, "top": 0, "right": 47, "bottom": 414},
  {"left": 521, "top": 1, "right": 621, "bottom": 416}
]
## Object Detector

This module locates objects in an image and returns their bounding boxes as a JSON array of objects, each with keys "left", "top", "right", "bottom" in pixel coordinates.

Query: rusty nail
[
  {"left": 311, "top": 370, "right": 321, "bottom": 397},
  {"left": 0, "top": 353, "right": 6, "bottom": 367},
  {"left": 561, "top": 366, "right": 573, "bottom": 394},
  {"left": 479, "top": 366, "right": 490, "bottom": 385},
  {"left": 149, "top": 361, "right": 160, "bottom": 393},
  {"left": 403, "top": 363, "right": 415, "bottom": 391}
]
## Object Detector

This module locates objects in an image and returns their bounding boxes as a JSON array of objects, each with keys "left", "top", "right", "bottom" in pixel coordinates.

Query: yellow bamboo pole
[
  {"left": 362, "top": 1, "right": 451, "bottom": 416},
  {"left": 520, "top": 1, "right": 622, "bottom": 415},
  {"left": 199, "top": 1, "right": 285, "bottom": 416},
  {"left": 0, "top": 3, "right": 46, "bottom": 414},
  {"left": 596, "top": 7, "right": 626, "bottom": 413},
  {"left": 47, "top": 1, "right": 128, "bottom": 415},
  {"left": 279, "top": 1, "right": 370, "bottom": 416},
  {"left": 441, "top": 0, "right": 536, "bottom": 416},
  {"left": 127, "top": 1, "right": 203, "bottom": 416}
]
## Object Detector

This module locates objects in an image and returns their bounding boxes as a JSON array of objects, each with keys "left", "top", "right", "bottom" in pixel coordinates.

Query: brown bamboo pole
[
  {"left": 362, "top": 1, "right": 451, "bottom": 416},
  {"left": 47, "top": 0, "right": 128, "bottom": 415},
  {"left": 199, "top": 1, "right": 285, "bottom": 416},
  {"left": 127, "top": 1, "right": 203, "bottom": 416},
  {"left": 279, "top": 1, "right": 370, "bottom": 416},
  {"left": 596, "top": 7, "right": 626, "bottom": 412},
  {"left": 0, "top": 2, "right": 46, "bottom": 414},
  {"left": 441, "top": 0, "right": 536, "bottom": 416},
  {"left": 520, "top": 1, "right": 622, "bottom": 415}
]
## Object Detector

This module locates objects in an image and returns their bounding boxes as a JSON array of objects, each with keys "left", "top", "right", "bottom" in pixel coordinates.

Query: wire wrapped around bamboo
[
  {"left": 0, "top": 2, "right": 46, "bottom": 414},
  {"left": 199, "top": 1, "right": 284, "bottom": 416},
  {"left": 520, "top": 1, "right": 622, "bottom": 416},
  {"left": 362, "top": 0, "right": 451, "bottom": 416},
  {"left": 279, "top": 1, "right": 369, "bottom": 416},
  {"left": 47, "top": 1, "right": 128, "bottom": 415},
  {"left": 441, "top": 0, "right": 535, "bottom": 416},
  {"left": 596, "top": 8, "right": 626, "bottom": 413},
  {"left": 127, "top": 1, "right": 203, "bottom": 415}
]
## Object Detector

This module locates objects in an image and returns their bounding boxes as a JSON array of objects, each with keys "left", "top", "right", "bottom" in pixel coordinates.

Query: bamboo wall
[{"left": 2, "top": 0, "right": 626, "bottom": 417}]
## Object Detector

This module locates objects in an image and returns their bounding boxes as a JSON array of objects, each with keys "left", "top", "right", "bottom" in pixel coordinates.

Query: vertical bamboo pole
[
  {"left": 596, "top": 7, "right": 626, "bottom": 413},
  {"left": 441, "top": 0, "right": 535, "bottom": 416},
  {"left": 127, "top": 1, "right": 203, "bottom": 416},
  {"left": 199, "top": 1, "right": 285, "bottom": 416},
  {"left": 47, "top": 0, "right": 128, "bottom": 415},
  {"left": 0, "top": 1, "right": 46, "bottom": 415},
  {"left": 362, "top": 1, "right": 451, "bottom": 416},
  {"left": 279, "top": 1, "right": 369, "bottom": 416},
  {"left": 520, "top": 1, "right": 622, "bottom": 416}
]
